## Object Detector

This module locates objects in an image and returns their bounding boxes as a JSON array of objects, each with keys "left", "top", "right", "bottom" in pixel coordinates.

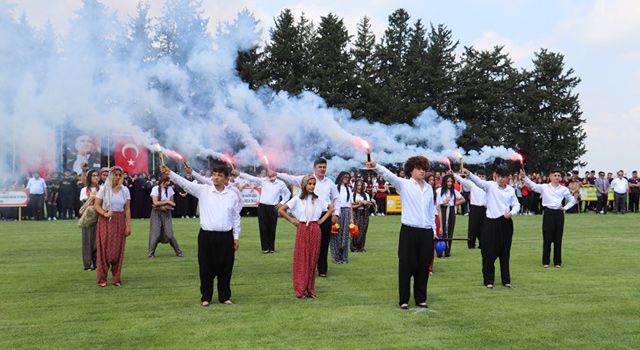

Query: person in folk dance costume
[
  {"left": 462, "top": 166, "right": 519, "bottom": 289},
  {"left": 366, "top": 157, "right": 437, "bottom": 309},
  {"left": 436, "top": 174, "right": 465, "bottom": 257},
  {"left": 350, "top": 179, "right": 375, "bottom": 253},
  {"left": 278, "top": 176, "right": 334, "bottom": 298},
  {"left": 521, "top": 169, "right": 576, "bottom": 268},
  {"left": 93, "top": 167, "right": 132, "bottom": 287},
  {"left": 162, "top": 164, "right": 241, "bottom": 307},
  {"left": 79, "top": 170, "right": 100, "bottom": 270},
  {"left": 454, "top": 171, "right": 487, "bottom": 249},
  {"left": 278, "top": 158, "right": 339, "bottom": 277},
  {"left": 237, "top": 170, "right": 291, "bottom": 253},
  {"left": 148, "top": 175, "right": 183, "bottom": 258},
  {"left": 331, "top": 172, "right": 354, "bottom": 264}
]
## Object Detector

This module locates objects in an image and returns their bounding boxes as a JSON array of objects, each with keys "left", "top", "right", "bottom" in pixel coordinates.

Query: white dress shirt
[
  {"left": 454, "top": 174, "right": 486, "bottom": 206},
  {"left": 524, "top": 176, "right": 576, "bottom": 211},
  {"left": 150, "top": 186, "right": 175, "bottom": 201},
  {"left": 436, "top": 188, "right": 463, "bottom": 206},
  {"left": 336, "top": 185, "right": 353, "bottom": 209},
  {"left": 26, "top": 177, "right": 46, "bottom": 195},
  {"left": 375, "top": 164, "right": 436, "bottom": 230},
  {"left": 610, "top": 178, "right": 629, "bottom": 194},
  {"left": 467, "top": 172, "right": 520, "bottom": 219},
  {"left": 277, "top": 172, "right": 339, "bottom": 214},
  {"left": 191, "top": 171, "right": 243, "bottom": 214},
  {"left": 239, "top": 173, "right": 291, "bottom": 205},
  {"left": 286, "top": 196, "right": 327, "bottom": 223},
  {"left": 170, "top": 171, "right": 241, "bottom": 239}
]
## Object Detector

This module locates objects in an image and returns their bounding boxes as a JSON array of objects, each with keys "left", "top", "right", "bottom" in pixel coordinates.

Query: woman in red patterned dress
[
  {"left": 93, "top": 166, "right": 131, "bottom": 287},
  {"left": 278, "top": 175, "right": 334, "bottom": 299}
]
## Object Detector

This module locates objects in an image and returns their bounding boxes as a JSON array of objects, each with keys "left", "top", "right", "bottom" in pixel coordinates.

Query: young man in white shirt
[
  {"left": 278, "top": 158, "right": 339, "bottom": 277},
  {"left": 454, "top": 170, "right": 487, "bottom": 249},
  {"left": 161, "top": 164, "right": 240, "bottom": 307},
  {"left": 464, "top": 166, "right": 520, "bottom": 289},
  {"left": 366, "top": 156, "right": 437, "bottom": 309},
  {"left": 610, "top": 170, "right": 629, "bottom": 214},
  {"left": 238, "top": 170, "right": 291, "bottom": 253},
  {"left": 521, "top": 169, "right": 576, "bottom": 268}
]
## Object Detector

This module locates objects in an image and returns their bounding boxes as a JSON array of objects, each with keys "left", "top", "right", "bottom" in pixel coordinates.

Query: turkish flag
[{"left": 113, "top": 136, "right": 149, "bottom": 175}]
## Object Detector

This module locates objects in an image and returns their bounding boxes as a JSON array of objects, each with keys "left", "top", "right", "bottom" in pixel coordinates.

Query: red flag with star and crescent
[{"left": 113, "top": 136, "right": 149, "bottom": 175}]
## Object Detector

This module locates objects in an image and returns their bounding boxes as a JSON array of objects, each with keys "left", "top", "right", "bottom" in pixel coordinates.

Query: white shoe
[
  {"left": 53, "top": 217, "right": 57, "bottom": 221},
  {"left": 48, "top": 218, "right": 52, "bottom": 221},
  {"left": 381, "top": 213, "right": 385, "bottom": 216}
]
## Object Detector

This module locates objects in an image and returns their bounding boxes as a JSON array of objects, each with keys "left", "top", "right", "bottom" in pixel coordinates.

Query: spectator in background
[
  {"left": 610, "top": 171, "right": 629, "bottom": 214},
  {"left": 351, "top": 179, "right": 375, "bottom": 253},
  {"left": 26, "top": 172, "right": 47, "bottom": 220},
  {"left": 628, "top": 171, "right": 639, "bottom": 213},
  {"left": 594, "top": 171, "right": 610, "bottom": 215},
  {"left": 373, "top": 175, "right": 389, "bottom": 216},
  {"left": 606, "top": 172, "right": 615, "bottom": 212},
  {"left": 568, "top": 172, "right": 582, "bottom": 214},
  {"left": 46, "top": 172, "right": 60, "bottom": 220},
  {"left": 58, "top": 171, "right": 77, "bottom": 219}
]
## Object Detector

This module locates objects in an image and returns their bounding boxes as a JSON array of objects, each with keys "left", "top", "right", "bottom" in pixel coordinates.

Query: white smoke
[{"left": 0, "top": 1, "right": 516, "bottom": 179}]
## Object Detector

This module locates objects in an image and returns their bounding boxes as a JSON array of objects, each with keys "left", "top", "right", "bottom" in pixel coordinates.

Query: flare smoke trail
[{"left": 0, "top": 1, "right": 516, "bottom": 179}]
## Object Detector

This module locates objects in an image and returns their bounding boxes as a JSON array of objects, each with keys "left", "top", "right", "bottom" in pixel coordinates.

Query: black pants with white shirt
[
  {"left": 398, "top": 224, "right": 433, "bottom": 305},
  {"left": 257, "top": 203, "right": 278, "bottom": 251},
  {"left": 542, "top": 208, "right": 564, "bottom": 266},
  {"left": 198, "top": 229, "right": 235, "bottom": 303},
  {"left": 28, "top": 194, "right": 45, "bottom": 220},
  {"left": 317, "top": 211, "right": 331, "bottom": 275},
  {"left": 481, "top": 217, "right": 513, "bottom": 286},
  {"left": 468, "top": 205, "right": 486, "bottom": 248}
]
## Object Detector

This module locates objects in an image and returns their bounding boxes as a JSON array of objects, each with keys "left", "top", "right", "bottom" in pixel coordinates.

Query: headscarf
[{"left": 102, "top": 166, "right": 123, "bottom": 211}]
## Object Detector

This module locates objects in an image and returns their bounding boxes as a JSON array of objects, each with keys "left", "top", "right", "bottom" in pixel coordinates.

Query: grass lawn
[{"left": 0, "top": 214, "right": 638, "bottom": 349}]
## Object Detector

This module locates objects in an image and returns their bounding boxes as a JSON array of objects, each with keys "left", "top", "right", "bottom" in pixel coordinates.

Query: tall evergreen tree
[
  {"left": 403, "top": 19, "right": 429, "bottom": 118},
  {"left": 262, "top": 9, "right": 314, "bottom": 94},
  {"left": 123, "top": 0, "right": 154, "bottom": 63},
  {"left": 309, "top": 13, "right": 352, "bottom": 109},
  {"left": 424, "top": 24, "right": 459, "bottom": 118},
  {"left": 455, "top": 46, "right": 524, "bottom": 150},
  {"left": 349, "top": 16, "right": 378, "bottom": 119},
  {"left": 373, "top": 8, "right": 412, "bottom": 123},
  {"left": 515, "top": 49, "right": 586, "bottom": 171},
  {"left": 154, "top": 0, "right": 210, "bottom": 66}
]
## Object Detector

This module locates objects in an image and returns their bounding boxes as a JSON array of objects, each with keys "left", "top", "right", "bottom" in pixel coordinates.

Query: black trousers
[
  {"left": 596, "top": 195, "right": 608, "bottom": 213},
  {"left": 28, "top": 194, "right": 45, "bottom": 220},
  {"left": 257, "top": 203, "right": 278, "bottom": 251},
  {"left": 398, "top": 225, "right": 433, "bottom": 305},
  {"left": 468, "top": 205, "right": 486, "bottom": 248},
  {"left": 439, "top": 205, "right": 456, "bottom": 256},
  {"left": 614, "top": 193, "right": 627, "bottom": 213},
  {"left": 629, "top": 193, "right": 639, "bottom": 212},
  {"left": 481, "top": 217, "right": 513, "bottom": 286},
  {"left": 542, "top": 208, "right": 564, "bottom": 266},
  {"left": 317, "top": 212, "right": 331, "bottom": 275},
  {"left": 198, "top": 229, "right": 235, "bottom": 303}
]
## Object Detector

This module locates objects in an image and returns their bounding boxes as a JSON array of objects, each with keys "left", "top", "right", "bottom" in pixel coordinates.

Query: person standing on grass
[
  {"left": 279, "top": 175, "right": 333, "bottom": 299},
  {"left": 366, "top": 157, "right": 436, "bottom": 310},
  {"left": 610, "top": 171, "right": 629, "bottom": 214},
  {"left": 454, "top": 171, "right": 487, "bottom": 250},
  {"left": 278, "top": 158, "right": 339, "bottom": 278},
  {"left": 237, "top": 170, "right": 291, "bottom": 254},
  {"left": 436, "top": 174, "right": 465, "bottom": 257},
  {"left": 79, "top": 170, "right": 100, "bottom": 271},
  {"left": 521, "top": 169, "right": 576, "bottom": 268},
  {"left": 26, "top": 172, "right": 47, "bottom": 220},
  {"left": 148, "top": 175, "right": 183, "bottom": 258},
  {"left": 350, "top": 179, "right": 375, "bottom": 253},
  {"left": 93, "top": 167, "right": 131, "bottom": 287},
  {"left": 373, "top": 176, "right": 389, "bottom": 216},
  {"left": 161, "top": 164, "right": 240, "bottom": 307},
  {"left": 463, "top": 166, "right": 520, "bottom": 289},
  {"left": 426, "top": 173, "right": 443, "bottom": 276},
  {"left": 331, "top": 172, "right": 354, "bottom": 264},
  {"left": 628, "top": 171, "right": 639, "bottom": 213}
]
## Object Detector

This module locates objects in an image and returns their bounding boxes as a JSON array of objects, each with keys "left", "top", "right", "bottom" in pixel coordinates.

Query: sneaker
[
  {"left": 48, "top": 218, "right": 52, "bottom": 221},
  {"left": 53, "top": 217, "right": 57, "bottom": 221}
]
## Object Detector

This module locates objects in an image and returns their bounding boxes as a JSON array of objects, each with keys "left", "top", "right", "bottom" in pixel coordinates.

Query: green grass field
[{"left": 0, "top": 214, "right": 638, "bottom": 349}]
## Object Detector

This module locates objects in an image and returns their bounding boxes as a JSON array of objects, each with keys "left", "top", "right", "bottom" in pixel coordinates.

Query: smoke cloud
[{"left": 0, "top": 1, "right": 515, "bottom": 179}]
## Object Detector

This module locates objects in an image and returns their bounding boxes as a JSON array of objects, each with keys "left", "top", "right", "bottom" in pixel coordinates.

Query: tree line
[{"left": 237, "top": 8, "right": 586, "bottom": 171}]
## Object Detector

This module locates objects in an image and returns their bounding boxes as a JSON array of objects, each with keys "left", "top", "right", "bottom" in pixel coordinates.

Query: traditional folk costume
[{"left": 148, "top": 185, "right": 183, "bottom": 257}]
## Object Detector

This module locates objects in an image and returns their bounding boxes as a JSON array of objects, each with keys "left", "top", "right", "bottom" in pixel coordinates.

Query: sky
[{"left": 8, "top": 0, "right": 640, "bottom": 173}]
